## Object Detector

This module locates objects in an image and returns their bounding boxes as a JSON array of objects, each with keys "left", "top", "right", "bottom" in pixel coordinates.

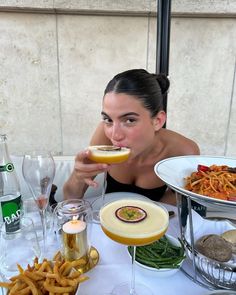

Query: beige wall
[{"left": 0, "top": 0, "right": 235, "bottom": 157}]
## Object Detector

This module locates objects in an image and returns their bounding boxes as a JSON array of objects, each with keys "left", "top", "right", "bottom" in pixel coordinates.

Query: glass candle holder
[{"left": 53, "top": 199, "right": 96, "bottom": 273}]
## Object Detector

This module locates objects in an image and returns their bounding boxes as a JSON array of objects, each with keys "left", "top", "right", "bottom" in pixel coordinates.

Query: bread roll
[
  {"left": 221, "top": 229, "right": 236, "bottom": 254},
  {"left": 195, "top": 234, "right": 232, "bottom": 262}
]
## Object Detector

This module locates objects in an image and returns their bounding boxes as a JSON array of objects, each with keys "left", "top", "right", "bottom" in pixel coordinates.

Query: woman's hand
[
  {"left": 63, "top": 149, "right": 108, "bottom": 200},
  {"left": 73, "top": 149, "right": 108, "bottom": 188}
]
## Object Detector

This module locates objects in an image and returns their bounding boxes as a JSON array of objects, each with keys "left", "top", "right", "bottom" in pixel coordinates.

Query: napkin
[{"left": 185, "top": 209, "right": 236, "bottom": 243}]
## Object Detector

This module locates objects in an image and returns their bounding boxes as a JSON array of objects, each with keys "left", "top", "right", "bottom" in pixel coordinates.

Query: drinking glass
[
  {"left": 100, "top": 199, "right": 169, "bottom": 295},
  {"left": 0, "top": 217, "right": 41, "bottom": 278},
  {"left": 88, "top": 145, "right": 130, "bottom": 222},
  {"left": 23, "top": 197, "right": 54, "bottom": 242},
  {"left": 52, "top": 199, "right": 96, "bottom": 273},
  {"left": 22, "top": 151, "right": 55, "bottom": 254}
]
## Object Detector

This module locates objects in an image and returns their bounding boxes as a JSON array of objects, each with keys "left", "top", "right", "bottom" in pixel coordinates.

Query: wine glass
[
  {"left": 22, "top": 151, "right": 55, "bottom": 254},
  {"left": 0, "top": 217, "right": 41, "bottom": 278},
  {"left": 100, "top": 198, "right": 169, "bottom": 295},
  {"left": 87, "top": 145, "right": 130, "bottom": 222}
]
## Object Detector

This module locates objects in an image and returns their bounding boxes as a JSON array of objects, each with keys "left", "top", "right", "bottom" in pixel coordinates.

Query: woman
[{"left": 63, "top": 69, "right": 200, "bottom": 204}]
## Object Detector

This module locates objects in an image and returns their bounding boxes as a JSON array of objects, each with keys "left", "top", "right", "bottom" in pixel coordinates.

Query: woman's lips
[{"left": 112, "top": 143, "right": 129, "bottom": 148}]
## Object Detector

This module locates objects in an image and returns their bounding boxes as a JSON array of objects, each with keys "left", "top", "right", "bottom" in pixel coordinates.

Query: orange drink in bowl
[
  {"left": 100, "top": 199, "right": 169, "bottom": 246},
  {"left": 100, "top": 199, "right": 169, "bottom": 294},
  {"left": 88, "top": 145, "right": 130, "bottom": 164}
]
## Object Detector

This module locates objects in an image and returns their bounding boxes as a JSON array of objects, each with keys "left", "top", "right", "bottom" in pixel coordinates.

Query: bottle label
[
  {"left": 1, "top": 195, "right": 22, "bottom": 232},
  {"left": 0, "top": 163, "right": 14, "bottom": 173}
]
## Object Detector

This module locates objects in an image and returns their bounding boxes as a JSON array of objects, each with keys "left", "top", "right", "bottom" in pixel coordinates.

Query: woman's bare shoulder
[
  {"left": 90, "top": 122, "right": 111, "bottom": 145},
  {"left": 161, "top": 128, "right": 200, "bottom": 156}
]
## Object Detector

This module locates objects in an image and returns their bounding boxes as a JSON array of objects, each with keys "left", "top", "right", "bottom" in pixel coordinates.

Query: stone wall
[{"left": 0, "top": 0, "right": 235, "bottom": 157}]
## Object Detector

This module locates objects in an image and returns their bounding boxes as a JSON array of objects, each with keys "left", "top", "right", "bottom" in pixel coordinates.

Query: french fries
[{"left": 0, "top": 252, "right": 88, "bottom": 295}]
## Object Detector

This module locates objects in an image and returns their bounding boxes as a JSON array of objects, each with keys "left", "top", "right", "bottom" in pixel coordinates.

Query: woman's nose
[{"left": 111, "top": 125, "right": 124, "bottom": 141}]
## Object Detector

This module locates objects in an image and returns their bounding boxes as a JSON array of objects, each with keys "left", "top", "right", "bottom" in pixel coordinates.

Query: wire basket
[{"left": 184, "top": 238, "right": 236, "bottom": 290}]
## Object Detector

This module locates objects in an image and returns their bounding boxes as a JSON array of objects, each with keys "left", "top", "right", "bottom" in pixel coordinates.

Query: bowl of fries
[{"left": 0, "top": 253, "right": 88, "bottom": 295}]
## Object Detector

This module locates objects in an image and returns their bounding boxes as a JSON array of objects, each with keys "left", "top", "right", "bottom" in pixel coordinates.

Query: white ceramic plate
[
  {"left": 128, "top": 234, "right": 184, "bottom": 278},
  {"left": 91, "top": 192, "right": 149, "bottom": 211},
  {"left": 154, "top": 155, "right": 236, "bottom": 212}
]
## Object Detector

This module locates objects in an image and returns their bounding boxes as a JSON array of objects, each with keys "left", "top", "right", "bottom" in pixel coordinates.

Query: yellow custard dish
[
  {"left": 100, "top": 199, "right": 169, "bottom": 246},
  {"left": 88, "top": 145, "right": 130, "bottom": 164}
]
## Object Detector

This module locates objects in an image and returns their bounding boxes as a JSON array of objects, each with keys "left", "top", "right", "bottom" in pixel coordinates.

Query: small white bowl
[{"left": 131, "top": 234, "right": 185, "bottom": 278}]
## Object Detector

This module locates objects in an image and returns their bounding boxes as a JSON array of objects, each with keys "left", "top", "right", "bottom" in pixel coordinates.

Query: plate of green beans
[{"left": 128, "top": 234, "right": 185, "bottom": 277}]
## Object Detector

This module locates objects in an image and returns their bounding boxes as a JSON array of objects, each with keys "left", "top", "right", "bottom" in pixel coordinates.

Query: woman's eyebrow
[
  {"left": 101, "top": 111, "right": 139, "bottom": 118},
  {"left": 101, "top": 111, "right": 109, "bottom": 117}
]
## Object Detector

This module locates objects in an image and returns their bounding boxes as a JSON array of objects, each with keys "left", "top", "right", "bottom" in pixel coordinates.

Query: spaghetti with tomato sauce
[{"left": 184, "top": 164, "right": 236, "bottom": 201}]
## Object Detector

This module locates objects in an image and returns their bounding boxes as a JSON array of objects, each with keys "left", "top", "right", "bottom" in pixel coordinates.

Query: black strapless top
[{"left": 105, "top": 173, "right": 167, "bottom": 201}]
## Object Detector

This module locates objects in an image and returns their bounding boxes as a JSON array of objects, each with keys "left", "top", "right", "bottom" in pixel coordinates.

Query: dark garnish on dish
[
  {"left": 115, "top": 206, "right": 147, "bottom": 223},
  {"left": 97, "top": 146, "right": 121, "bottom": 151}
]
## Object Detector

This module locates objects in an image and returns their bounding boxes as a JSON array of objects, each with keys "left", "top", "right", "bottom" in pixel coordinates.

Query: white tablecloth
[
  {"left": 0, "top": 200, "right": 223, "bottom": 295},
  {"left": 79, "top": 205, "right": 208, "bottom": 295}
]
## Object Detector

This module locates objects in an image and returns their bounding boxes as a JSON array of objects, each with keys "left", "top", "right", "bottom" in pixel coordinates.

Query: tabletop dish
[
  {"left": 0, "top": 283, "right": 80, "bottom": 295},
  {"left": 154, "top": 155, "right": 236, "bottom": 212},
  {"left": 0, "top": 256, "right": 84, "bottom": 295},
  {"left": 128, "top": 234, "right": 185, "bottom": 278},
  {"left": 184, "top": 210, "right": 236, "bottom": 289}
]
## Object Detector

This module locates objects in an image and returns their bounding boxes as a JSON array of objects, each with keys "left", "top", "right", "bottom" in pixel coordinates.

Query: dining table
[
  {"left": 79, "top": 202, "right": 211, "bottom": 295},
  {"left": 0, "top": 198, "right": 222, "bottom": 295}
]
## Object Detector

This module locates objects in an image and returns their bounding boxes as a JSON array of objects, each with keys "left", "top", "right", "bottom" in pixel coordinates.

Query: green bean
[
  {"left": 136, "top": 257, "right": 180, "bottom": 269},
  {"left": 127, "top": 235, "right": 185, "bottom": 270}
]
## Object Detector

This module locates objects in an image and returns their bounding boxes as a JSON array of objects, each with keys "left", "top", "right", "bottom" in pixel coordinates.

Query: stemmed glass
[
  {"left": 87, "top": 145, "right": 130, "bottom": 222},
  {"left": 22, "top": 151, "right": 55, "bottom": 254},
  {"left": 0, "top": 217, "right": 41, "bottom": 278},
  {"left": 100, "top": 199, "right": 169, "bottom": 295}
]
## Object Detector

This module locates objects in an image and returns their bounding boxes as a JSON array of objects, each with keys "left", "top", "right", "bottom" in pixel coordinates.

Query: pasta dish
[{"left": 184, "top": 164, "right": 236, "bottom": 201}]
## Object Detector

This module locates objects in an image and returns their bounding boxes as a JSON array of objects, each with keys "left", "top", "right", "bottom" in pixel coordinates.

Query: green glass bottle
[{"left": 0, "top": 134, "right": 22, "bottom": 233}]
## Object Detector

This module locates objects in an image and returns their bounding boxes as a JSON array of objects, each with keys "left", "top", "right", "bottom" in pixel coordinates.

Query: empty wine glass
[{"left": 22, "top": 151, "right": 55, "bottom": 254}]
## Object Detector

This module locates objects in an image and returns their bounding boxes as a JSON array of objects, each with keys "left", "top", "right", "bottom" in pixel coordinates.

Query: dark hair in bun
[
  {"left": 152, "top": 73, "right": 169, "bottom": 94},
  {"left": 104, "top": 69, "right": 169, "bottom": 117}
]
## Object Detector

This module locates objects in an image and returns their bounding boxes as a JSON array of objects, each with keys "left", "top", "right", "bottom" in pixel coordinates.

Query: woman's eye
[
  {"left": 125, "top": 118, "right": 136, "bottom": 124},
  {"left": 102, "top": 117, "right": 112, "bottom": 124}
]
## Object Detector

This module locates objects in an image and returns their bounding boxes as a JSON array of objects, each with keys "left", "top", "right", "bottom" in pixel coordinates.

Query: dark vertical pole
[{"left": 156, "top": 0, "right": 172, "bottom": 120}]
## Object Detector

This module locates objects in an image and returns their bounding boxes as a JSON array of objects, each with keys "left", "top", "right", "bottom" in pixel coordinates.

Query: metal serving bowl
[{"left": 184, "top": 237, "right": 236, "bottom": 290}]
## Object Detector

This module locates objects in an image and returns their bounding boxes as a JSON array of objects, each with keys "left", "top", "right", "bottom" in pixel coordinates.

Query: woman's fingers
[
  {"left": 84, "top": 178, "right": 99, "bottom": 188},
  {"left": 73, "top": 149, "right": 108, "bottom": 187},
  {"left": 75, "top": 149, "right": 90, "bottom": 162},
  {"left": 75, "top": 150, "right": 108, "bottom": 172}
]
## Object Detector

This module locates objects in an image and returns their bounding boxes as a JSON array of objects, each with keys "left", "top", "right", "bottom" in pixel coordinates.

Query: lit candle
[
  {"left": 62, "top": 219, "right": 86, "bottom": 234},
  {"left": 62, "top": 218, "right": 88, "bottom": 262}
]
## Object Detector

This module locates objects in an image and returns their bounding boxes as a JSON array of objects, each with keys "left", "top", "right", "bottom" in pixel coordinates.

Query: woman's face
[{"left": 102, "top": 92, "right": 164, "bottom": 158}]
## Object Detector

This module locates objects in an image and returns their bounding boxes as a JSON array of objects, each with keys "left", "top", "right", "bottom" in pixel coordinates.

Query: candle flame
[{"left": 72, "top": 215, "right": 79, "bottom": 221}]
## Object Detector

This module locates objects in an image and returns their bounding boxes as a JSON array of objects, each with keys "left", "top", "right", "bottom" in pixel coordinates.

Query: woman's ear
[{"left": 153, "top": 111, "right": 166, "bottom": 131}]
